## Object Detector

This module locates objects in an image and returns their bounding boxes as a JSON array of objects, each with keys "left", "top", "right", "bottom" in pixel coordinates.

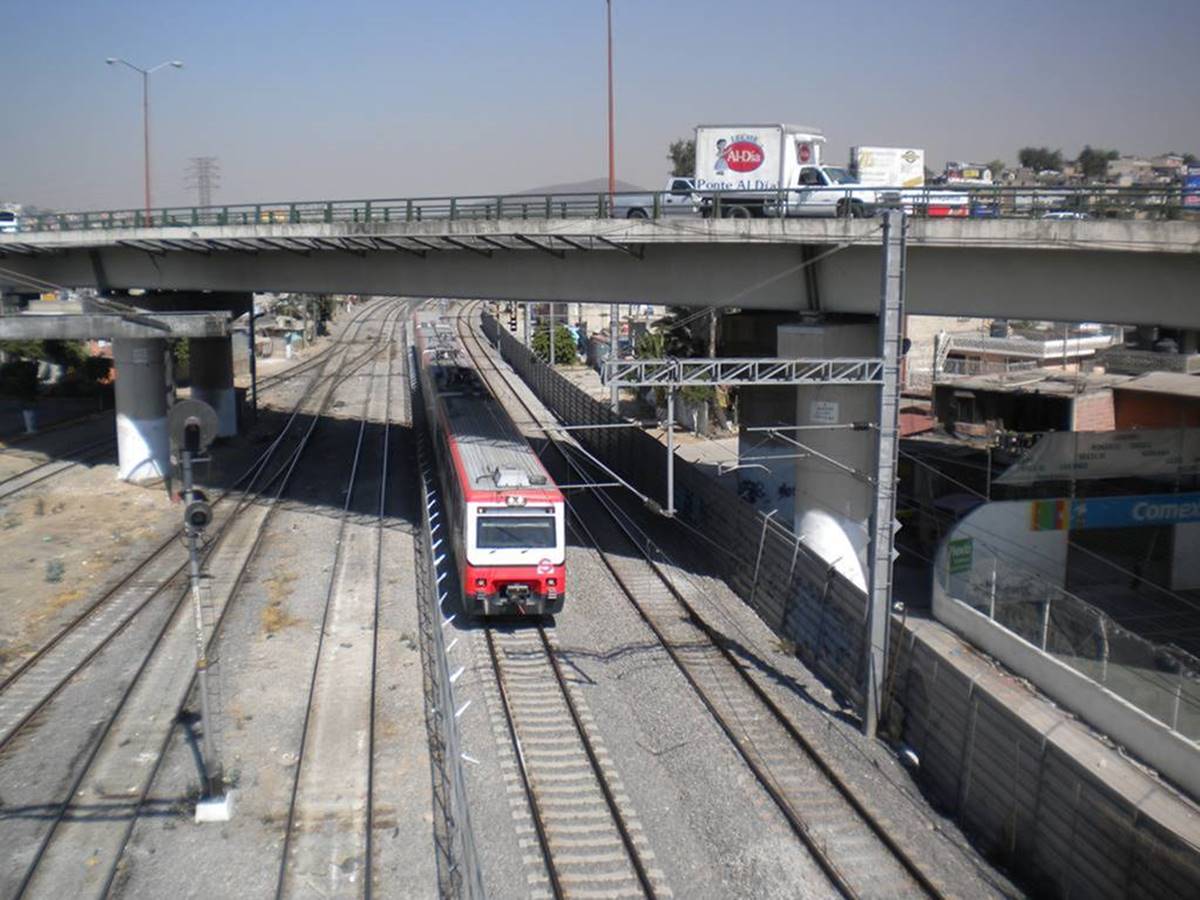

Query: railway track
[
  {"left": 424, "top": 308, "right": 660, "bottom": 900},
  {"left": 3, "top": 301, "right": 406, "bottom": 899},
  {"left": 457, "top": 305, "right": 953, "bottom": 900},
  {"left": 484, "top": 623, "right": 666, "bottom": 900},
  {"left": 0, "top": 436, "right": 115, "bottom": 501},
  {"left": 275, "top": 308, "right": 407, "bottom": 898},
  {"left": 0, "top": 300, "right": 392, "bottom": 753},
  {"left": 0, "top": 302, "right": 388, "bottom": 504}
]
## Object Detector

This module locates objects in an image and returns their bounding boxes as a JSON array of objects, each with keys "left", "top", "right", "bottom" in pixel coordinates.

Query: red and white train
[{"left": 416, "top": 312, "right": 566, "bottom": 616}]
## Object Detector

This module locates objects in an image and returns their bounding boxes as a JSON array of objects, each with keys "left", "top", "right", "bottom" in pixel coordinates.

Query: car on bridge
[{"left": 614, "top": 177, "right": 702, "bottom": 219}]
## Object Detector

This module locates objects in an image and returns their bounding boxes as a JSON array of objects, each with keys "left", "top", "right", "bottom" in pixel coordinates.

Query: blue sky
[{"left": 2, "top": 0, "right": 1197, "bottom": 210}]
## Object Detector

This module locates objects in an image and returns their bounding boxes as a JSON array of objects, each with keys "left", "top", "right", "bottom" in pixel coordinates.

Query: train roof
[{"left": 417, "top": 313, "right": 561, "bottom": 503}]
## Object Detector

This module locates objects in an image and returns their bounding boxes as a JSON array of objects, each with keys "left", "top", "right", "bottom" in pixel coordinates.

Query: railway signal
[{"left": 168, "top": 399, "right": 232, "bottom": 822}]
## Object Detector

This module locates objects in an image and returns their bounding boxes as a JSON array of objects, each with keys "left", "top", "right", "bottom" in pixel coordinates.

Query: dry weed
[{"left": 261, "top": 565, "right": 300, "bottom": 635}]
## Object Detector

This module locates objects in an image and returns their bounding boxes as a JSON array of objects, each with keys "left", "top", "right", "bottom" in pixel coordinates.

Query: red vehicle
[{"left": 416, "top": 312, "right": 566, "bottom": 616}]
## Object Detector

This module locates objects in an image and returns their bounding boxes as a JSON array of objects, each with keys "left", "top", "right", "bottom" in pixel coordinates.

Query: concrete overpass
[{"left": 2, "top": 216, "right": 1199, "bottom": 328}]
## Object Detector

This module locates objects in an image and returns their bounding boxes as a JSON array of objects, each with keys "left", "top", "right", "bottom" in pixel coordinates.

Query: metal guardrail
[{"left": 6, "top": 184, "right": 1196, "bottom": 233}]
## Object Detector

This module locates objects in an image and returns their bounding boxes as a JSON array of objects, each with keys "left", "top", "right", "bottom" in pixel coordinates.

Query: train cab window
[{"left": 476, "top": 515, "right": 556, "bottom": 549}]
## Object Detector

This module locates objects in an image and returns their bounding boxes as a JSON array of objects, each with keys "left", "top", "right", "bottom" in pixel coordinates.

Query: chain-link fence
[{"left": 939, "top": 533, "right": 1200, "bottom": 741}]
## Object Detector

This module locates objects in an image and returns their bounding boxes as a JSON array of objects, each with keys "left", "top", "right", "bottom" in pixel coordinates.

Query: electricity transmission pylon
[{"left": 185, "top": 156, "right": 221, "bottom": 207}]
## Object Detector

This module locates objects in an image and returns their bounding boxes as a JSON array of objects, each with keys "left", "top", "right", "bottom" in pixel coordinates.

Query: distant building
[
  {"left": 1111, "top": 372, "right": 1200, "bottom": 429},
  {"left": 932, "top": 370, "right": 1130, "bottom": 440},
  {"left": 1150, "top": 154, "right": 1187, "bottom": 179},
  {"left": 1110, "top": 156, "right": 1161, "bottom": 186}
]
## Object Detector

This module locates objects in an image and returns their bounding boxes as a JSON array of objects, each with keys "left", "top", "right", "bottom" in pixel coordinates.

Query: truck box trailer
[
  {"left": 693, "top": 124, "right": 880, "bottom": 218},
  {"left": 694, "top": 124, "right": 825, "bottom": 192},
  {"left": 849, "top": 146, "right": 925, "bottom": 188}
]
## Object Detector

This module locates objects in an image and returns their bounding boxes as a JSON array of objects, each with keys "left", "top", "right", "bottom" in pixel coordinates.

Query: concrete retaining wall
[
  {"left": 932, "top": 582, "right": 1200, "bottom": 803},
  {"left": 892, "top": 619, "right": 1200, "bottom": 898}
]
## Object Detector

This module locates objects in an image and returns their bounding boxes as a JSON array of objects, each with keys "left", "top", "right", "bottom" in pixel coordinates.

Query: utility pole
[
  {"left": 185, "top": 156, "right": 221, "bottom": 207},
  {"left": 606, "top": 0, "right": 616, "bottom": 206},
  {"left": 864, "top": 208, "right": 906, "bottom": 740},
  {"left": 105, "top": 58, "right": 184, "bottom": 218},
  {"left": 609, "top": 304, "right": 619, "bottom": 412}
]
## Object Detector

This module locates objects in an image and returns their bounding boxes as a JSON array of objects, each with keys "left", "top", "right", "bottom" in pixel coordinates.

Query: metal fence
[
  {"left": 410, "top": 346, "right": 485, "bottom": 899},
  {"left": 481, "top": 311, "right": 871, "bottom": 710},
  {"left": 8, "top": 184, "right": 1195, "bottom": 233},
  {"left": 937, "top": 533, "right": 1200, "bottom": 742}
]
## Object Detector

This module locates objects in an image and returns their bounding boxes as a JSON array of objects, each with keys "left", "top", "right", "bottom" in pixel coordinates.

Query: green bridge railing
[{"left": 6, "top": 184, "right": 1196, "bottom": 233}]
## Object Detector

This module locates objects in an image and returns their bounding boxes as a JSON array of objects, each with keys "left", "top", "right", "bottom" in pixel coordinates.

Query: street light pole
[
  {"left": 106, "top": 57, "right": 184, "bottom": 219},
  {"left": 606, "top": 0, "right": 615, "bottom": 204}
]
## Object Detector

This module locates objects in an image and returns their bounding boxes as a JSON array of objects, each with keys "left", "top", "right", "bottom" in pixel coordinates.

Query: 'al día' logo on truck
[{"left": 714, "top": 135, "right": 764, "bottom": 174}]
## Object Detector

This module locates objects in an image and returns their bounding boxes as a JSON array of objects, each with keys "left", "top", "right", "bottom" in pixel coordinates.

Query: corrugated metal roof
[{"left": 1118, "top": 371, "right": 1200, "bottom": 399}]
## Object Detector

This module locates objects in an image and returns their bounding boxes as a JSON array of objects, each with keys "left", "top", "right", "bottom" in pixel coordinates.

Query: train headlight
[
  {"left": 504, "top": 495, "right": 526, "bottom": 507},
  {"left": 475, "top": 577, "right": 488, "bottom": 588},
  {"left": 546, "top": 578, "right": 557, "bottom": 586}
]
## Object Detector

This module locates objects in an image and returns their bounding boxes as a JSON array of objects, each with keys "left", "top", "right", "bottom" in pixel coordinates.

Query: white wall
[{"left": 946, "top": 499, "right": 1069, "bottom": 600}]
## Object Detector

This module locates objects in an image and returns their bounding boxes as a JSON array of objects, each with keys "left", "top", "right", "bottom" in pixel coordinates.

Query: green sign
[{"left": 948, "top": 538, "right": 974, "bottom": 575}]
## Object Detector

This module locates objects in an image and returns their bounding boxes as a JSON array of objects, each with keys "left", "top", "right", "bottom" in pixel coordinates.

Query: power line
[{"left": 184, "top": 156, "right": 220, "bottom": 207}]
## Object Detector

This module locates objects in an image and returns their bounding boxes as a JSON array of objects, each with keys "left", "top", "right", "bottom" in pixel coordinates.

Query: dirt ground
[
  {"left": 0, "top": 464, "right": 177, "bottom": 679},
  {"left": 0, "top": 328, "right": 344, "bottom": 682}
]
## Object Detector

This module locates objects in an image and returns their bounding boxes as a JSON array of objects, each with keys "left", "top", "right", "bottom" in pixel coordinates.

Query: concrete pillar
[
  {"left": 780, "top": 320, "right": 879, "bottom": 591},
  {"left": 188, "top": 336, "right": 237, "bottom": 437},
  {"left": 112, "top": 338, "right": 170, "bottom": 482}
]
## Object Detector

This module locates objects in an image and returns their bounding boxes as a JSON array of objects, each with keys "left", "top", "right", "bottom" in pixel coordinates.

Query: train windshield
[{"left": 476, "top": 514, "right": 556, "bottom": 549}]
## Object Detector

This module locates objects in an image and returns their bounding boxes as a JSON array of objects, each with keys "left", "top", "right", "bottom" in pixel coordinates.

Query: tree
[
  {"left": 532, "top": 325, "right": 577, "bottom": 366},
  {"left": 667, "top": 138, "right": 695, "bottom": 177},
  {"left": 1076, "top": 145, "right": 1119, "bottom": 181},
  {"left": 1018, "top": 147, "right": 1063, "bottom": 172},
  {"left": 1183, "top": 153, "right": 1198, "bottom": 167},
  {"left": 986, "top": 159, "right": 1007, "bottom": 179}
]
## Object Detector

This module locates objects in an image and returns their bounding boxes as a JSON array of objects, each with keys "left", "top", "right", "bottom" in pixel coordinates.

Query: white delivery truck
[
  {"left": 848, "top": 146, "right": 925, "bottom": 188},
  {"left": 694, "top": 124, "right": 882, "bottom": 218}
]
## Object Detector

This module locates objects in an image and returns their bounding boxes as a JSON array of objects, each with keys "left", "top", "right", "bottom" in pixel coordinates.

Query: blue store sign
[{"left": 1069, "top": 493, "right": 1200, "bottom": 530}]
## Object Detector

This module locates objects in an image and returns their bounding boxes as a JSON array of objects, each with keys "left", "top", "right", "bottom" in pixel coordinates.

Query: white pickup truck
[{"left": 614, "top": 177, "right": 701, "bottom": 219}]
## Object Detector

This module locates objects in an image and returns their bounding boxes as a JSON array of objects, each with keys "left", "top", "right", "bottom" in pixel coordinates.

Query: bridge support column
[
  {"left": 112, "top": 338, "right": 170, "bottom": 482},
  {"left": 188, "top": 336, "right": 237, "bottom": 437},
  {"left": 783, "top": 320, "right": 879, "bottom": 592}
]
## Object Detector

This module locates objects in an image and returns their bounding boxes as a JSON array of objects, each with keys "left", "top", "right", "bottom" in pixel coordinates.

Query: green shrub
[{"left": 532, "top": 325, "right": 577, "bottom": 366}]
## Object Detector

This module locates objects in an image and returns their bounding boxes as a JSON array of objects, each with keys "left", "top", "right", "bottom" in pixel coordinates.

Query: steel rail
[
  {"left": 11, "top": 303, "right": 405, "bottom": 899},
  {"left": 482, "top": 625, "right": 565, "bottom": 899},
  {"left": 0, "top": 300, "right": 389, "bottom": 712},
  {"left": 274, "top": 306, "right": 407, "bottom": 899},
  {"left": 454, "top": 312, "right": 658, "bottom": 899},
  {"left": 459, "top": 303, "right": 946, "bottom": 900},
  {"left": 536, "top": 623, "right": 659, "bottom": 899},
  {"left": 365, "top": 317, "right": 401, "bottom": 898},
  {"left": 0, "top": 437, "right": 115, "bottom": 500}
]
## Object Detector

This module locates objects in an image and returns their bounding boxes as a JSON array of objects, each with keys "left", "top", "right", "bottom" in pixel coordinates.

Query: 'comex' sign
[{"left": 1030, "top": 492, "right": 1200, "bottom": 530}]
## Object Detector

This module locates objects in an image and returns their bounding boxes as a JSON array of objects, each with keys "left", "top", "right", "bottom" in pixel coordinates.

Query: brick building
[{"left": 1112, "top": 372, "right": 1200, "bottom": 428}]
